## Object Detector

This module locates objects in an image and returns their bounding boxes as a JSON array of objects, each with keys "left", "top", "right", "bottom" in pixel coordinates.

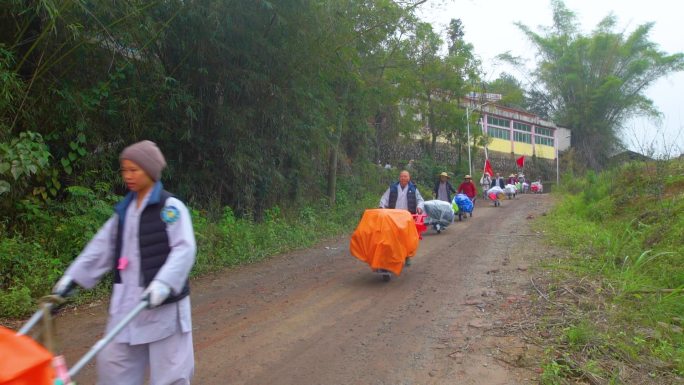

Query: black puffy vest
[
  {"left": 388, "top": 182, "right": 418, "bottom": 214},
  {"left": 114, "top": 189, "right": 190, "bottom": 305}
]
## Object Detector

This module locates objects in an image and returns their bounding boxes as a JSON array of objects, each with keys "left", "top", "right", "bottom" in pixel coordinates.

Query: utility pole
[{"left": 465, "top": 100, "right": 493, "bottom": 177}]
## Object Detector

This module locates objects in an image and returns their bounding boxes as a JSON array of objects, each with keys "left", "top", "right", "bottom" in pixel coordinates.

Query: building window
[
  {"left": 535, "top": 136, "right": 554, "bottom": 146},
  {"left": 514, "top": 131, "right": 531, "bottom": 143},
  {"left": 513, "top": 122, "right": 531, "bottom": 132},
  {"left": 536, "top": 127, "right": 552, "bottom": 137},
  {"left": 487, "top": 116, "right": 510, "bottom": 128},
  {"left": 488, "top": 126, "right": 510, "bottom": 140}
]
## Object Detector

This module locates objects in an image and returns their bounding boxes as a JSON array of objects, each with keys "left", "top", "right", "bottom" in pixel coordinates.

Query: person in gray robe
[
  {"left": 432, "top": 172, "right": 456, "bottom": 202},
  {"left": 52, "top": 140, "right": 196, "bottom": 385}
]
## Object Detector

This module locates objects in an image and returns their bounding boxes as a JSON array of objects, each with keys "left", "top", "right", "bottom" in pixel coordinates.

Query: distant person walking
[
  {"left": 491, "top": 172, "right": 505, "bottom": 189},
  {"left": 457, "top": 175, "right": 478, "bottom": 200},
  {"left": 506, "top": 174, "right": 517, "bottom": 185},
  {"left": 433, "top": 172, "right": 456, "bottom": 202},
  {"left": 479, "top": 172, "right": 491, "bottom": 198}
]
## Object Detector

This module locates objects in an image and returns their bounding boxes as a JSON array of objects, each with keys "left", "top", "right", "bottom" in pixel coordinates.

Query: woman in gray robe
[{"left": 53, "top": 140, "right": 196, "bottom": 385}]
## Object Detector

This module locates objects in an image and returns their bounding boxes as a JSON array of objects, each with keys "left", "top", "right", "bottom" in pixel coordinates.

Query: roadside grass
[
  {"left": 0, "top": 166, "right": 387, "bottom": 320},
  {"left": 534, "top": 159, "right": 684, "bottom": 384}
]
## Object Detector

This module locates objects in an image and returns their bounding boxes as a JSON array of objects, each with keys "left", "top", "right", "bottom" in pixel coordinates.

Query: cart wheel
[
  {"left": 435, "top": 223, "right": 441, "bottom": 233},
  {"left": 382, "top": 273, "right": 391, "bottom": 282}
]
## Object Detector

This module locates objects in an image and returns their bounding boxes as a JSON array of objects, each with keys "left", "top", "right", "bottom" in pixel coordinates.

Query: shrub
[{"left": 0, "top": 287, "right": 32, "bottom": 318}]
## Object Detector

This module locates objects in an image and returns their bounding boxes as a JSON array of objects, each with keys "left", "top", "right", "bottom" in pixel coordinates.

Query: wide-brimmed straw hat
[
  {"left": 439, "top": 172, "right": 449, "bottom": 178},
  {"left": 464, "top": 175, "right": 472, "bottom": 179}
]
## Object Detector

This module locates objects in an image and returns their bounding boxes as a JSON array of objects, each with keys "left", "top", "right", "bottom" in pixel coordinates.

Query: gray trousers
[{"left": 96, "top": 331, "right": 194, "bottom": 385}]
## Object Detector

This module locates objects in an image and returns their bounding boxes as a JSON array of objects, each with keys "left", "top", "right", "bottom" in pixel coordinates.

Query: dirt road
[{"left": 55, "top": 194, "right": 552, "bottom": 384}]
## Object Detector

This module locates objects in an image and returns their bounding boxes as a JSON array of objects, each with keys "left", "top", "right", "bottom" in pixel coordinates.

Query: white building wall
[{"left": 556, "top": 127, "right": 572, "bottom": 152}]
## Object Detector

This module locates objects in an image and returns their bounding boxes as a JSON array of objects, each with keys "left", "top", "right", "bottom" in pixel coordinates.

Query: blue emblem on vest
[{"left": 161, "top": 206, "right": 180, "bottom": 223}]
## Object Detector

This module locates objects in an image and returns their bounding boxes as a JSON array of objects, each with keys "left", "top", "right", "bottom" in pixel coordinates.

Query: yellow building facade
[{"left": 475, "top": 102, "right": 561, "bottom": 160}]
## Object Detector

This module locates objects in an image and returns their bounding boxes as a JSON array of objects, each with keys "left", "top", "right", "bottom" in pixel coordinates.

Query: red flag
[
  {"left": 516, "top": 155, "right": 525, "bottom": 168},
  {"left": 484, "top": 159, "right": 494, "bottom": 177}
]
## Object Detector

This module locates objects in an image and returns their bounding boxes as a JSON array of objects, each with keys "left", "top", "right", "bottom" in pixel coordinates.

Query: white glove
[
  {"left": 52, "top": 275, "right": 76, "bottom": 297},
  {"left": 142, "top": 280, "right": 171, "bottom": 308}
]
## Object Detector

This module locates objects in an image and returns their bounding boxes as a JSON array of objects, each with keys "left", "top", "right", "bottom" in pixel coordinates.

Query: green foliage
[
  {"left": 398, "top": 20, "right": 478, "bottom": 157},
  {"left": 0, "top": 236, "right": 60, "bottom": 316},
  {"left": 0, "top": 287, "right": 32, "bottom": 319},
  {"left": 541, "top": 357, "right": 573, "bottom": 385},
  {"left": 485, "top": 73, "right": 526, "bottom": 109},
  {"left": 0, "top": 131, "right": 51, "bottom": 214},
  {"left": 563, "top": 321, "right": 595, "bottom": 348},
  {"left": 538, "top": 159, "right": 684, "bottom": 379},
  {"left": 0, "top": 132, "right": 50, "bottom": 188},
  {"left": 0, "top": 185, "right": 117, "bottom": 318},
  {"left": 0, "top": 46, "right": 21, "bottom": 131}
]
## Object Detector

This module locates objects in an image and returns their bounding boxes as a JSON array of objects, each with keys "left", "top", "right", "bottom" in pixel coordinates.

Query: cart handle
[
  {"left": 17, "top": 293, "right": 67, "bottom": 336},
  {"left": 17, "top": 305, "right": 51, "bottom": 336}
]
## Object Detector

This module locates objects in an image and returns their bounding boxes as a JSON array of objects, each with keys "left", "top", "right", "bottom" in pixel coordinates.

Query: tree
[
  {"left": 485, "top": 73, "right": 526, "bottom": 109},
  {"left": 400, "top": 20, "right": 477, "bottom": 157},
  {"left": 447, "top": 18, "right": 464, "bottom": 56},
  {"left": 513, "top": 0, "right": 684, "bottom": 169}
]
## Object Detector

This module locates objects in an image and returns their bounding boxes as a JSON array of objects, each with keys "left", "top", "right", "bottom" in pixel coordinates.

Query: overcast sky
[{"left": 417, "top": 0, "right": 684, "bottom": 157}]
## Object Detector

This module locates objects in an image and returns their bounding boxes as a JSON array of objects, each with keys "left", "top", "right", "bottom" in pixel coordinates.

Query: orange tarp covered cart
[
  {"left": 0, "top": 326, "right": 55, "bottom": 385},
  {"left": 350, "top": 209, "right": 420, "bottom": 276}
]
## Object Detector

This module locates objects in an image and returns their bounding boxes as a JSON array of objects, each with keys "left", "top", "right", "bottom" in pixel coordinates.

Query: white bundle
[
  {"left": 423, "top": 200, "right": 455, "bottom": 226},
  {"left": 504, "top": 184, "right": 517, "bottom": 194},
  {"left": 487, "top": 186, "right": 504, "bottom": 195}
]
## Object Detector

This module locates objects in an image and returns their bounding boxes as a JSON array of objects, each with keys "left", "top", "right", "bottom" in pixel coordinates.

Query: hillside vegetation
[{"left": 537, "top": 159, "right": 684, "bottom": 383}]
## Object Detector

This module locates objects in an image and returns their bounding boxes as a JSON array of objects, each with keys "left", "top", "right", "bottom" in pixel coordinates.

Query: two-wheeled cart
[
  {"left": 452, "top": 193, "right": 474, "bottom": 221},
  {"left": 423, "top": 200, "right": 454, "bottom": 234},
  {"left": 2, "top": 298, "right": 150, "bottom": 385},
  {"left": 350, "top": 209, "right": 425, "bottom": 282}
]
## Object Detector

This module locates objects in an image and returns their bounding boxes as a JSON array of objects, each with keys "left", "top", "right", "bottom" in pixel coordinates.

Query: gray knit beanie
[{"left": 119, "top": 140, "right": 167, "bottom": 181}]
